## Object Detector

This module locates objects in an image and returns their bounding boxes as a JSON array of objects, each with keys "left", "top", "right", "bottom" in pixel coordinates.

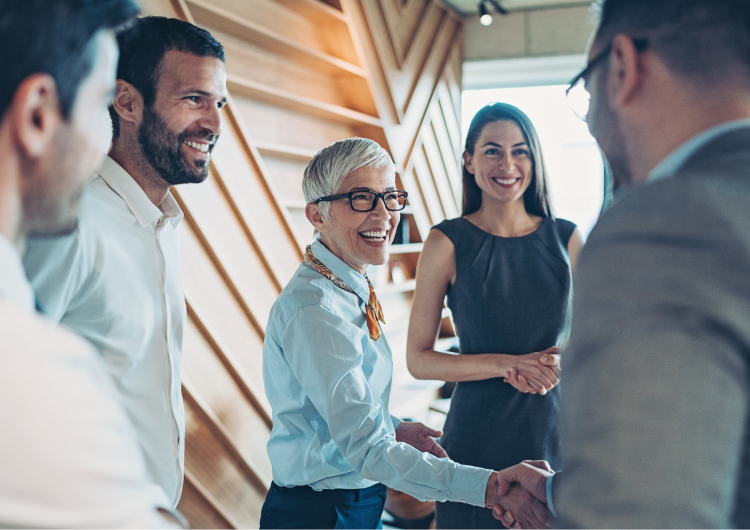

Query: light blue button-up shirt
[{"left": 263, "top": 239, "right": 491, "bottom": 506}]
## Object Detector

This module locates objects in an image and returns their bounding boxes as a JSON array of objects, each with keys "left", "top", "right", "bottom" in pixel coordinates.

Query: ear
[
  {"left": 608, "top": 34, "right": 645, "bottom": 110},
  {"left": 305, "top": 202, "right": 331, "bottom": 233},
  {"left": 111, "top": 80, "right": 143, "bottom": 131},
  {"left": 463, "top": 150, "right": 475, "bottom": 175},
  {"left": 10, "top": 74, "right": 62, "bottom": 159}
]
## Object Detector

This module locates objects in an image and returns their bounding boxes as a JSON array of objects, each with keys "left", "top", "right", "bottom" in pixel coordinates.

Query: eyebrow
[
  {"left": 347, "top": 186, "right": 397, "bottom": 192},
  {"left": 482, "top": 141, "right": 529, "bottom": 148}
]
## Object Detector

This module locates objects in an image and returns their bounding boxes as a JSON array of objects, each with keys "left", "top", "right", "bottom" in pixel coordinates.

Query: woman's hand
[
  {"left": 501, "top": 347, "right": 561, "bottom": 395},
  {"left": 395, "top": 421, "right": 448, "bottom": 458}
]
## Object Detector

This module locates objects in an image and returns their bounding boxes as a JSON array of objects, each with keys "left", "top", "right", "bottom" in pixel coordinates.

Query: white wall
[{"left": 465, "top": 4, "right": 594, "bottom": 61}]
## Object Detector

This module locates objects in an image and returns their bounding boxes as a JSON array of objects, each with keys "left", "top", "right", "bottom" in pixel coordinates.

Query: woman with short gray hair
[{"left": 259, "top": 137, "right": 554, "bottom": 529}]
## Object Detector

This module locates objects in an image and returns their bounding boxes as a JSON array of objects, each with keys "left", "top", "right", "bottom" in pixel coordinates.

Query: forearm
[
  {"left": 407, "top": 348, "right": 509, "bottom": 382},
  {"left": 357, "top": 437, "right": 491, "bottom": 506}
]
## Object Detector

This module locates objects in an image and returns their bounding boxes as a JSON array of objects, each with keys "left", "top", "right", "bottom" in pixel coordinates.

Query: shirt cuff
[
  {"left": 546, "top": 475, "right": 557, "bottom": 518},
  {"left": 390, "top": 413, "right": 402, "bottom": 432},
  {"left": 451, "top": 464, "right": 493, "bottom": 507}
]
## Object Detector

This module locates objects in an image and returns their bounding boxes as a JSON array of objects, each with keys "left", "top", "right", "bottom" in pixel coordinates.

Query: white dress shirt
[
  {"left": 0, "top": 234, "right": 176, "bottom": 527},
  {"left": 263, "top": 239, "right": 491, "bottom": 506},
  {"left": 23, "top": 156, "right": 187, "bottom": 506}
]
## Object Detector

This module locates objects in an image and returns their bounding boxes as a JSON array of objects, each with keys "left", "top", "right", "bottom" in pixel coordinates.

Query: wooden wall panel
[{"left": 138, "top": 0, "right": 464, "bottom": 526}]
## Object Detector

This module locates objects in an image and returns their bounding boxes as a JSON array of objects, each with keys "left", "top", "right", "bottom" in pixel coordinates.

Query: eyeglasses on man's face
[
  {"left": 314, "top": 190, "right": 409, "bottom": 212},
  {"left": 566, "top": 38, "right": 649, "bottom": 121}
]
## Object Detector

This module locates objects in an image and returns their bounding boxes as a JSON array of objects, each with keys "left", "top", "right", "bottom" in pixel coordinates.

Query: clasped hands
[
  {"left": 396, "top": 422, "right": 555, "bottom": 529},
  {"left": 502, "top": 347, "right": 561, "bottom": 395}
]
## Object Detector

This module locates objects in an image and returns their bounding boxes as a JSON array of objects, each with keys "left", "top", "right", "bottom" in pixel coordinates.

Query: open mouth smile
[
  {"left": 359, "top": 230, "right": 388, "bottom": 243},
  {"left": 491, "top": 176, "right": 521, "bottom": 187},
  {"left": 183, "top": 140, "right": 212, "bottom": 155}
]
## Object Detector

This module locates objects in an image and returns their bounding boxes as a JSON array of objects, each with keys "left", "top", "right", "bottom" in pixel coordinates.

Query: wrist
[
  {"left": 484, "top": 471, "right": 499, "bottom": 507},
  {"left": 493, "top": 354, "right": 513, "bottom": 378}
]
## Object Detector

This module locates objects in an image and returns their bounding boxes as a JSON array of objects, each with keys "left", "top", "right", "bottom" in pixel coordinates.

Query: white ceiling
[{"left": 442, "top": 0, "right": 591, "bottom": 16}]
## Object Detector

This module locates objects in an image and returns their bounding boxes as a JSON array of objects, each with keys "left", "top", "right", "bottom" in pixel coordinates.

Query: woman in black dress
[{"left": 406, "top": 103, "right": 583, "bottom": 528}]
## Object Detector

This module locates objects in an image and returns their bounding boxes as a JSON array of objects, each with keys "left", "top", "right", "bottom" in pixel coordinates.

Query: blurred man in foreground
[
  {"left": 499, "top": 0, "right": 750, "bottom": 527},
  {"left": 0, "top": 0, "right": 181, "bottom": 527}
]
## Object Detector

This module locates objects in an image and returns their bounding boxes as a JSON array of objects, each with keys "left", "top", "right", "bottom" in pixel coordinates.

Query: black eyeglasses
[
  {"left": 314, "top": 190, "right": 409, "bottom": 212},
  {"left": 566, "top": 38, "right": 649, "bottom": 121}
]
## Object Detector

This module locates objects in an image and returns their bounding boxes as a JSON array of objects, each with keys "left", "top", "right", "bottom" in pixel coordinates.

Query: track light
[
  {"left": 487, "top": 0, "right": 509, "bottom": 15},
  {"left": 478, "top": 0, "right": 508, "bottom": 26},
  {"left": 479, "top": 1, "right": 492, "bottom": 26}
]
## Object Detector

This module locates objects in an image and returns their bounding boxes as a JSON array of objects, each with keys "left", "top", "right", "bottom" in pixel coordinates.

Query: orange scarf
[{"left": 304, "top": 245, "right": 385, "bottom": 341}]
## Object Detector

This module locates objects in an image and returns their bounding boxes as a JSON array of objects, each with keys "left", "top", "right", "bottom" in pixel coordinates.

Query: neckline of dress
[{"left": 459, "top": 215, "right": 547, "bottom": 240}]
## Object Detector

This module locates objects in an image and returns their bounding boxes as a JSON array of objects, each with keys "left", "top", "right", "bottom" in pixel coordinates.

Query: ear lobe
[
  {"left": 11, "top": 73, "right": 62, "bottom": 158},
  {"left": 305, "top": 203, "right": 330, "bottom": 233},
  {"left": 608, "top": 34, "right": 644, "bottom": 109},
  {"left": 463, "top": 151, "right": 475, "bottom": 175},
  {"left": 112, "top": 80, "right": 143, "bottom": 129}
]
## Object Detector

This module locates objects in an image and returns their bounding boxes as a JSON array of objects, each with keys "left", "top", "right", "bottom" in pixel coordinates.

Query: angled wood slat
[
  {"left": 185, "top": 302, "right": 272, "bottom": 428},
  {"left": 227, "top": 74, "right": 382, "bottom": 127},
  {"left": 140, "top": 0, "right": 464, "bottom": 526},
  {"left": 183, "top": 401, "right": 266, "bottom": 528},
  {"left": 179, "top": 222, "right": 271, "bottom": 416},
  {"left": 182, "top": 377, "right": 271, "bottom": 490},
  {"left": 178, "top": 471, "right": 235, "bottom": 529},
  {"left": 188, "top": 0, "right": 366, "bottom": 77}
]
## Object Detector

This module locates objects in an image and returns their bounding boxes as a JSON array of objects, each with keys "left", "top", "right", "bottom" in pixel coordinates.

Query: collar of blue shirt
[
  {"left": 648, "top": 119, "right": 750, "bottom": 182},
  {"left": 97, "top": 156, "right": 183, "bottom": 229},
  {"left": 310, "top": 238, "right": 372, "bottom": 307}
]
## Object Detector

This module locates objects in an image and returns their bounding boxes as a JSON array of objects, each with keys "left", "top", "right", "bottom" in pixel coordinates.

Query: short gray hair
[{"left": 303, "top": 137, "right": 395, "bottom": 222}]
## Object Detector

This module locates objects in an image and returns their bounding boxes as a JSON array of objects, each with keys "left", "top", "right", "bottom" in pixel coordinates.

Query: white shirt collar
[
  {"left": 648, "top": 119, "right": 750, "bottom": 182},
  {"left": 0, "top": 234, "right": 34, "bottom": 311},
  {"left": 97, "top": 156, "right": 183, "bottom": 229}
]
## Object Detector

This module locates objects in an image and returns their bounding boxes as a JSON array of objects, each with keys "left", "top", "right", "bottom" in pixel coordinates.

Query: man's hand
[
  {"left": 491, "top": 484, "right": 553, "bottom": 529},
  {"left": 489, "top": 461, "right": 555, "bottom": 529},
  {"left": 395, "top": 421, "right": 448, "bottom": 458},
  {"left": 496, "top": 461, "right": 553, "bottom": 503}
]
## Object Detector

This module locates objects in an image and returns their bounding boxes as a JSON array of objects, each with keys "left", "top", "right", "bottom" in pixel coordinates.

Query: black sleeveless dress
[{"left": 433, "top": 216, "right": 575, "bottom": 529}]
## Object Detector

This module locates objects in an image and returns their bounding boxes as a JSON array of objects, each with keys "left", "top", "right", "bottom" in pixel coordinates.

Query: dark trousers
[{"left": 260, "top": 481, "right": 387, "bottom": 529}]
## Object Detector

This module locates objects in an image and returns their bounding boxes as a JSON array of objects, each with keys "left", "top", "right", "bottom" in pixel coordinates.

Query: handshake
[{"left": 484, "top": 460, "right": 556, "bottom": 529}]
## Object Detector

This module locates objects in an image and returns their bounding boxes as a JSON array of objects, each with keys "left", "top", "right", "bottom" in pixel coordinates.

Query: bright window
[{"left": 462, "top": 85, "right": 604, "bottom": 238}]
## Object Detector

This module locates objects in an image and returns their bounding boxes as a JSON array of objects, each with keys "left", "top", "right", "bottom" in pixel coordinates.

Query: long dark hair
[{"left": 462, "top": 103, "right": 553, "bottom": 218}]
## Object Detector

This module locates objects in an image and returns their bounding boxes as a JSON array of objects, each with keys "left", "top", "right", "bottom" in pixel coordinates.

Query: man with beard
[
  {"left": 23, "top": 16, "right": 227, "bottom": 508},
  {"left": 495, "top": 0, "right": 750, "bottom": 528}
]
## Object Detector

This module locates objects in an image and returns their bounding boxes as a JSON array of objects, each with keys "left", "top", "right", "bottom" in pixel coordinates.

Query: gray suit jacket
[{"left": 556, "top": 128, "right": 750, "bottom": 528}]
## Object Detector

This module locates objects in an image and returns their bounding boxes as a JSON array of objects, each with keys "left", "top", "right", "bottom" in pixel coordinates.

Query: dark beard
[{"left": 137, "top": 105, "right": 215, "bottom": 186}]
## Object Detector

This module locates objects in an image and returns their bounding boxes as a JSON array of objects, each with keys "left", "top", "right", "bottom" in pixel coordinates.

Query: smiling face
[
  {"left": 464, "top": 119, "right": 533, "bottom": 208},
  {"left": 315, "top": 165, "right": 400, "bottom": 275},
  {"left": 138, "top": 49, "right": 227, "bottom": 186}
]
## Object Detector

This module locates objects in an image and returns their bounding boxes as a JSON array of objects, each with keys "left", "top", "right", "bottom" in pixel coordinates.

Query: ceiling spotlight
[
  {"left": 479, "top": 1, "right": 492, "bottom": 26},
  {"left": 487, "top": 0, "right": 509, "bottom": 15}
]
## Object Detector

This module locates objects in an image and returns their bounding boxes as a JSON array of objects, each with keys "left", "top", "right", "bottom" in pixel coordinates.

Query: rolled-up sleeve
[{"left": 280, "top": 303, "right": 491, "bottom": 506}]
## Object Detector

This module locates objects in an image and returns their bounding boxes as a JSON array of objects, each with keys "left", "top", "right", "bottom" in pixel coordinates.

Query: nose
[
  {"left": 370, "top": 195, "right": 390, "bottom": 218},
  {"left": 198, "top": 104, "right": 222, "bottom": 136},
  {"left": 498, "top": 151, "right": 515, "bottom": 173}
]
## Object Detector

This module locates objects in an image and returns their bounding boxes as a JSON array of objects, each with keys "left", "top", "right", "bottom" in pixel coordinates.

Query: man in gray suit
[{"left": 492, "top": 0, "right": 750, "bottom": 527}]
